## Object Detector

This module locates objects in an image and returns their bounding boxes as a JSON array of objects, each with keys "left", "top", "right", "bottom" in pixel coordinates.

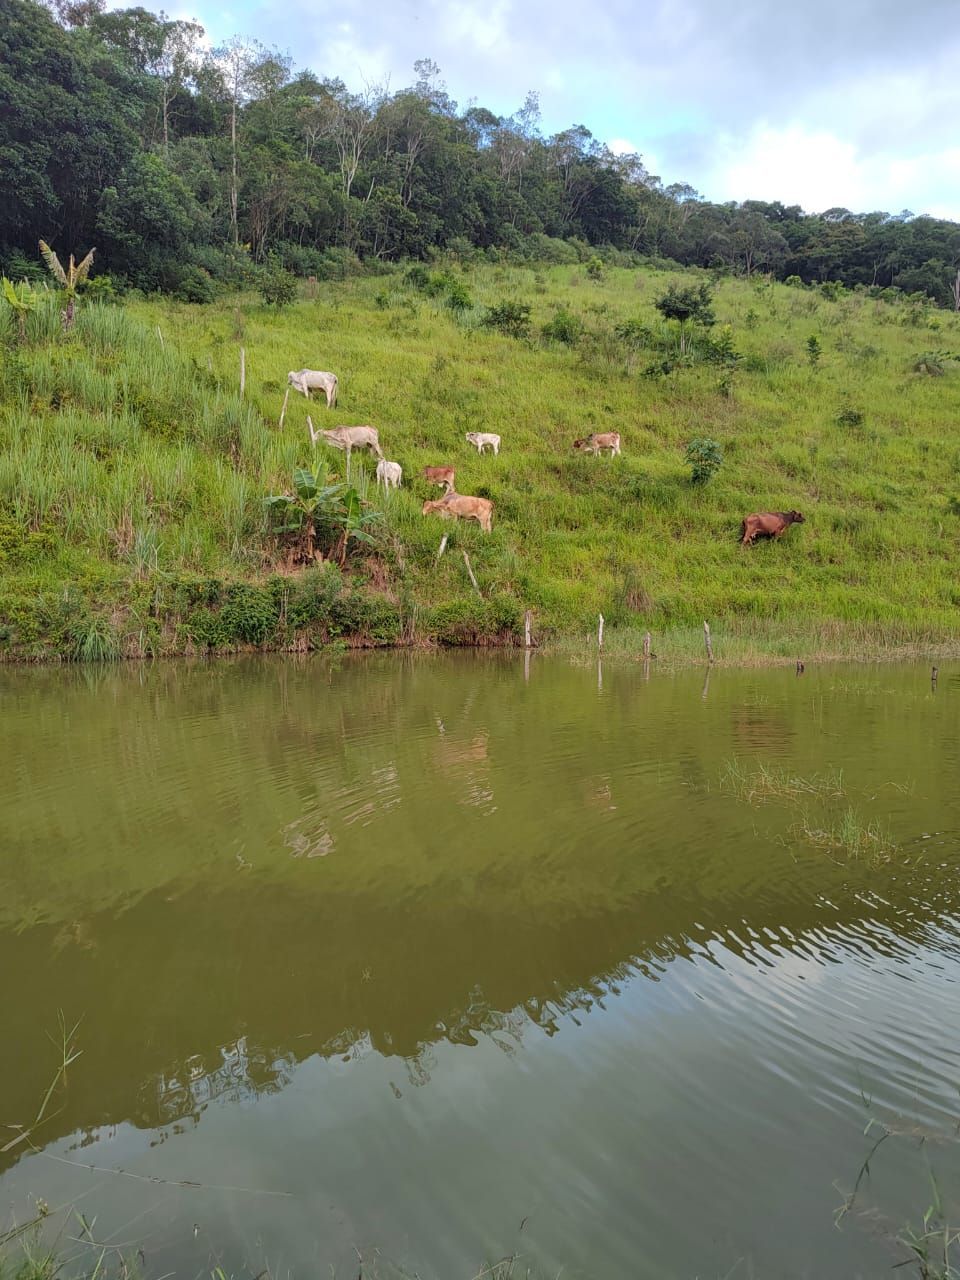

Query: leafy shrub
[
  {"left": 912, "top": 350, "right": 955, "bottom": 376},
  {"left": 819, "top": 280, "right": 844, "bottom": 301},
  {"left": 685, "top": 437, "right": 723, "bottom": 485},
  {"left": 173, "top": 265, "right": 215, "bottom": 304},
  {"left": 784, "top": 275, "right": 804, "bottom": 287},
  {"left": 285, "top": 564, "right": 343, "bottom": 630},
  {"left": 445, "top": 279, "right": 473, "bottom": 311},
  {"left": 482, "top": 300, "right": 532, "bottom": 339},
  {"left": 258, "top": 260, "right": 298, "bottom": 308},
  {"left": 614, "top": 318, "right": 654, "bottom": 349},
  {"left": 586, "top": 257, "right": 604, "bottom": 281},
  {"left": 405, "top": 265, "right": 431, "bottom": 290},
  {"left": 705, "top": 325, "right": 741, "bottom": 366},
  {"left": 541, "top": 307, "right": 584, "bottom": 344},
  {"left": 835, "top": 403, "right": 865, "bottom": 428},
  {"left": 806, "top": 335, "right": 822, "bottom": 367}
]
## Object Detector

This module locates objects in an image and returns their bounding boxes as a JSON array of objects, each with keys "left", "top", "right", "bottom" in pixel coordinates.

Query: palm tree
[
  {"left": 2, "top": 277, "right": 38, "bottom": 340},
  {"left": 38, "top": 240, "right": 95, "bottom": 330}
]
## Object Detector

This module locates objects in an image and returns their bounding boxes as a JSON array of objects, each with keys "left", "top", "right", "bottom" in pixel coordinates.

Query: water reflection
[{"left": 2, "top": 654, "right": 960, "bottom": 1277}]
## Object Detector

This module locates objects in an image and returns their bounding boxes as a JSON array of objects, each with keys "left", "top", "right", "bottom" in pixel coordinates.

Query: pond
[{"left": 1, "top": 653, "right": 959, "bottom": 1279}]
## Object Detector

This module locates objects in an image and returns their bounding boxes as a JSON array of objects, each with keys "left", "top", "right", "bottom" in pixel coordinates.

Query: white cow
[
  {"left": 288, "top": 369, "right": 338, "bottom": 407},
  {"left": 308, "top": 417, "right": 383, "bottom": 460},
  {"left": 376, "top": 459, "right": 403, "bottom": 489},
  {"left": 465, "top": 431, "right": 501, "bottom": 455}
]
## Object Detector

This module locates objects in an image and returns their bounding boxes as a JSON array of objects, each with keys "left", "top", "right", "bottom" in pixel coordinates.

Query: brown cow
[
  {"left": 741, "top": 510, "right": 805, "bottom": 546},
  {"left": 573, "top": 431, "right": 621, "bottom": 457},
  {"left": 423, "top": 465, "right": 455, "bottom": 494},
  {"left": 422, "top": 493, "right": 494, "bottom": 533}
]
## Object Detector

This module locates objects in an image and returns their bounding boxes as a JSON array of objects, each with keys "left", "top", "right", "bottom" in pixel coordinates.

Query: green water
[{"left": 2, "top": 654, "right": 959, "bottom": 1279}]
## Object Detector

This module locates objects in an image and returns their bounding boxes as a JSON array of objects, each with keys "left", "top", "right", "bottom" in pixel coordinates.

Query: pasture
[{"left": 2, "top": 260, "right": 960, "bottom": 659}]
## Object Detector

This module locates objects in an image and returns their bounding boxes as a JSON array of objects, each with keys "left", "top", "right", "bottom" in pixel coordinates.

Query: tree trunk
[{"left": 230, "top": 100, "right": 239, "bottom": 246}]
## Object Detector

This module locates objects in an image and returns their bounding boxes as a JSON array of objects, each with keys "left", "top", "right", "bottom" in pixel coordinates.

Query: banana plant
[
  {"left": 1, "top": 277, "right": 38, "bottom": 341},
  {"left": 264, "top": 466, "right": 346, "bottom": 565},
  {"left": 38, "top": 240, "right": 95, "bottom": 330}
]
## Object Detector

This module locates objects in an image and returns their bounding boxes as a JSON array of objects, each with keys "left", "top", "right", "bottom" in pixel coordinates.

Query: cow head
[
  {"left": 789, "top": 510, "right": 805, "bottom": 524},
  {"left": 572, "top": 438, "right": 587, "bottom": 451}
]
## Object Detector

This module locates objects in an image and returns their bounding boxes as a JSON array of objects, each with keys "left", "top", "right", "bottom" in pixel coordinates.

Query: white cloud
[{"left": 705, "top": 123, "right": 960, "bottom": 218}]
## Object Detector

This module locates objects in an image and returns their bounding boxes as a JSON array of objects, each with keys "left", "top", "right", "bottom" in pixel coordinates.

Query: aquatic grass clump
[
  {"left": 719, "top": 759, "right": 845, "bottom": 805},
  {"left": 791, "top": 806, "right": 898, "bottom": 864}
]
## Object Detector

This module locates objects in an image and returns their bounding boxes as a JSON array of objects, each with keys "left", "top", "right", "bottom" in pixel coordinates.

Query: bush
[
  {"left": 586, "top": 257, "right": 604, "bottom": 281},
  {"left": 784, "top": 275, "right": 804, "bottom": 287},
  {"left": 685, "top": 437, "right": 723, "bottom": 485},
  {"left": 258, "top": 260, "right": 298, "bottom": 308},
  {"left": 482, "top": 300, "right": 532, "bottom": 339},
  {"left": 835, "top": 402, "right": 865, "bottom": 428},
  {"left": 173, "top": 265, "right": 215, "bottom": 304},
  {"left": 445, "top": 278, "right": 473, "bottom": 311},
  {"left": 541, "top": 307, "right": 584, "bottom": 344},
  {"left": 405, "top": 265, "right": 431, "bottom": 290}
]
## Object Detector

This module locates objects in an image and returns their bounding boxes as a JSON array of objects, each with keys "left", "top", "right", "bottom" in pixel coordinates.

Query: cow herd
[{"left": 288, "top": 367, "right": 806, "bottom": 546}]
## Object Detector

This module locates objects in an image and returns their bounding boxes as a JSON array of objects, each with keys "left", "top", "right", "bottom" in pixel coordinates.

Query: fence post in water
[
  {"left": 703, "top": 620, "right": 714, "bottom": 665},
  {"left": 932, "top": 665, "right": 939, "bottom": 691},
  {"left": 240, "top": 346, "right": 246, "bottom": 396},
  {"left": 436, "top": 533, "right": 449, "bottom": 562},
  {"left": 643, "top": 631, "right": 651, "bottom": 660},
  {"left": 278, "top": 386, "right": 290, "bottom": 430},
  {"left": 524, "top": 610, "right": 533, "bottom": 649},
  {"left": 462, "top": 549, "right": 481, "bottom": 597},
  {"left": 598, "top": 613, "right": 604, "bottom": 653}
]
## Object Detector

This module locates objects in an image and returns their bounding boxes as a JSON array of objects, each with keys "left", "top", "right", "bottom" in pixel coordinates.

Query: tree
[
  {"left": 209, "top": 36, "right": 270, "bottom": 245},
  {"left": 655, "top": 282, "right": 715, "bottom": 352},
  {"left": 38, "top": 238, "right": 94, "bottom": 328}
]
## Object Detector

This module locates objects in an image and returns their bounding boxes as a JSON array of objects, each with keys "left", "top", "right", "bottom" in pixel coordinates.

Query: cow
[
  {"left": 288, "top": 369, "right": 338, "bottom": 407},
  {"left": 573, "top": 432, "right": 621, "bottom": 457},
  {"left": 740, "top": 510, "right": 805, "bottom": 546},
  {"left": 375, "top": 459, "right": 403, "bottom": 489},
  {"left": 423, "top": 465, "right": 456, "bottom": 494},
  {"left": 307, "top": 417, "right": 383, "bottom": 460},
  {"left": 422, "top": 494, "right": 494, "bottom": 533},
  {"left": 465, "top": 432, "right": 501, "bottom": 455}
]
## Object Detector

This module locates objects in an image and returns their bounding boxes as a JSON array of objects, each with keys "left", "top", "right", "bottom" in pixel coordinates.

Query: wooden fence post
[
  {"left": 703, "top": 620, "right": 714, "bottom": 665},
  {"left": 524, "top": 610, "right": 532, "bottom": 649},
  {"left": 598, "top": 613, "right": 604, "bottom": 652},
  {"left": 278, "top": 386, "right": 290, "bottom": 430},
  {"left": 462, "top": 549, "right": 481, "bottom": 596},
  {"left": 436, "top": 533, "right": 449, "bottom": 562},
  {"left": 643, "top": 631, "right": 651, "bottom": 660},
  {"left": 156, "top": 325, "right": 164, "bottom": 348}
]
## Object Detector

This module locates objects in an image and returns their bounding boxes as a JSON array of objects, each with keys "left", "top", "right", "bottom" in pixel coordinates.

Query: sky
[{"left": 164, "top": 0, "right": 960, "bottom": 219}]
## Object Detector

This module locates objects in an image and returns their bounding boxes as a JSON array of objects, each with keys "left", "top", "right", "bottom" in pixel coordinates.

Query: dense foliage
[{"left": 2, "top": 0, "right": 960, "bottom": 305}]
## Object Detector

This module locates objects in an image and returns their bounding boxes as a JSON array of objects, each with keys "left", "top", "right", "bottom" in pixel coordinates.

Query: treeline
[{"left": 3, "top": 0, "right": 960, "bottom": 304}]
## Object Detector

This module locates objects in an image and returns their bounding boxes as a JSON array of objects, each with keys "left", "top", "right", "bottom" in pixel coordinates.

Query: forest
[{"left": 2, "top": 0, "right": 960, "bottom": 304}]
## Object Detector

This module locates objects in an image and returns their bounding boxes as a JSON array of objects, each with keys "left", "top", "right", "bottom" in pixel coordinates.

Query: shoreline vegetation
[{"left": 2, "top": 261, "right": 960, "bottom": 666}]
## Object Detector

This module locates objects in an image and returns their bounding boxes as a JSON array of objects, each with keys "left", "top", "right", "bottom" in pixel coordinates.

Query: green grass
[{"left": 3, "top": 262, "right": 960, "bottom": 659}]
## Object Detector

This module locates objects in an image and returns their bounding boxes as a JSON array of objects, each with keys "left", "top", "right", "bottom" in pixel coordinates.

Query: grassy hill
[{"left": 2, "top": 261, "right": 960, "bottom": 661}]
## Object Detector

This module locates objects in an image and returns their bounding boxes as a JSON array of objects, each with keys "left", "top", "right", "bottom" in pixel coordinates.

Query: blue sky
[{"left": 164, "top": 0, "right": 960, "bottom": 219}]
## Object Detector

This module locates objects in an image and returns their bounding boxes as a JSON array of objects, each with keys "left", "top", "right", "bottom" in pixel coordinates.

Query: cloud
[{"left": 118, "top": 0, "right": 960, "bottom": 217}]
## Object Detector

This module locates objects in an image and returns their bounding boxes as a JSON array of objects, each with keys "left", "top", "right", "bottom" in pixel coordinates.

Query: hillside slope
[{"left": 2, "top": 262, "right": 960, "bottom": 660}]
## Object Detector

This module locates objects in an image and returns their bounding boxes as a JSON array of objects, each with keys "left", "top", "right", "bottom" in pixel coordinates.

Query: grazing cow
[
  {"left": 423, "top": 465, "right": 456, "bottom": 494},
  {"left": 376, "top": 459, "right": 403, "bottom": 489},
  {"left": 288, "top": 369, "right": 338, "bottom": 407},
  {"left": 741, "top": 510, "right": 805, "bottom": 546},
  {"left": 573, "top": 431, "right": 621, "bottom": 457},
  {"left": 465, "top": 432, "right": 501, "bottom": 455},
  {"left": 308, "top": 418, "right": 383, "bottom": 459},
  {"left": 422, "top": 494, "right": 494, "bottom": 533}
]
